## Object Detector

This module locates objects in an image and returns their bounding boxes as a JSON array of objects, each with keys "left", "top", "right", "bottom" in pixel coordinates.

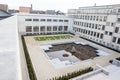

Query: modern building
[
  {"left": 17, "top": 13, "right": 73, "bottom": 35},
  {"left": 0, "top": 4, "right": 120, "bottom": 80},
  {"left": 68, "top": 4, "right": 120, "bottom": 51},
  {"left": 0, "top": 4, "right": 8, "bottom": 11}
]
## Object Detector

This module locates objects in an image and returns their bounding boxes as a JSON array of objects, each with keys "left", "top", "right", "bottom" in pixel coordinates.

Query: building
[
  {"left": 0, "top": 10, "right": 11, "bottom": 20},
  {"left": 0, "top": 4, "right": 120, "bottom": 80},
  {"left": 68, "top": 4, "right": 120, "bottom": 51},
  {"left": 17, "top": 13, "right": 73, "bottom": 35},
  {"left": 30, "top": 10, "right": 45, "bottom": 14},
  {"left": 0, "top": 4, "right": 8, "bottom": 11},
  {"left": 19, "top": 7, "right": 31, "bottom": 13},
  {"left": 8, "top": 9, "right": 19, "bottom": 15},
  {"left": 46, "top": 10, "right": 56, "bottom": 15}
]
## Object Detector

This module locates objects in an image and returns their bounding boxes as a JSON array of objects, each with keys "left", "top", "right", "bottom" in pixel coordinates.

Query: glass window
[
  {"left": 117, "top": 38, "right": 120, "bottom": 44},
  {"left": 33, "top": 26, "right": 39, "bottom": 32},
  {"left": 53, "top": 19, "right": 58, "bottom": 22},
  {"left": 115, "top": 27, "right": 119, "bottom": 33},
  {"left": 64, "top": 20, "right": 69, "bottom": 22},
  {"left": 102, "top": 25, "right": 105, "bottom": 30},
  {"left": 117, "top": 18, "right": 120, "bottom": 22},
  {"left": 58, "top": 26, "right": 63, "bottom": 31},
  {"left": 40, "top": 26, "right": 45, "bottom": 31},
  {"left": 25, "top": 19, "right": 32, "bottom": 21},
  {"left": 26, "top": 26, "right": 32, "bottom": 32},
  {"left": 40, "top": 19, "right": 46, "bottom": 21},
  {"left": 47, "top": 26, "right": 51, "bottom": 31},
  {"left": 112, "top": 37, "right": 117, "bottom": 43},
  {"left": 64, "top": 26, "right": 68, "bottom": 31},
  {"left": 53, "top": 26, "right": 57, "bottom": 31},
  {"left": 33, "top": 19, "right": 39, "bottom": 21},
  {"left": 59, "top": 20, "right": 63, "bottom": 22},
  {"left": 100, "top": 34, "right": 103, "bottom": 39},
  {"left": 47, "top": 19, "right": 52, "bottom": 22},
  {"left": 109, "top": 32, "right": 113, "bottom": 36}
]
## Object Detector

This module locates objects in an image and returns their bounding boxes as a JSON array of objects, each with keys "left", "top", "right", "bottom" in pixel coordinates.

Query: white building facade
[
  {"left": 17, "top": 14, "right": 73, "bottom": 35},
  {"left": 68, "top": 4, "right": 120, "bottom": 51}
]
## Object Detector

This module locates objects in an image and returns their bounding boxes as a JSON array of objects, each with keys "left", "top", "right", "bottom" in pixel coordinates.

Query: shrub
[
  {"left": 51, "top": 67, "right": 93, "bottom": 80},
  {"left": 21, "top": 35, "right": 37, "bottom": 80}
]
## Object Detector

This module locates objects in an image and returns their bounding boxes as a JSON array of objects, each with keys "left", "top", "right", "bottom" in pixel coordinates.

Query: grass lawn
[{"left": 35, "top": 35, "right": 73, "bottom": 41}]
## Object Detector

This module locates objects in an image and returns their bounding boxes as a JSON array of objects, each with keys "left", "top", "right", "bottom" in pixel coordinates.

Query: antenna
[{"left": 94, "top": 3, "right": 96, "bottom": 6}]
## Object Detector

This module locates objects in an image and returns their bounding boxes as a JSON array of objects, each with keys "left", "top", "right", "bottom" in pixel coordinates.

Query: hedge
[
  {"left": 51, "top": 67, "right": 93, "bottom": 80},
  {"left": 21, "top": 35, "right": 37, "bottom": 80}
]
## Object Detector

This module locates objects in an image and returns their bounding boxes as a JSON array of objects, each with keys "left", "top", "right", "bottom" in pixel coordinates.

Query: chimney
[
  {"left": 94, "top": 3, "right": 96, "bottom": 6},
  {"left": 31, "top": 4, "right": 32, "bottom": 11}
]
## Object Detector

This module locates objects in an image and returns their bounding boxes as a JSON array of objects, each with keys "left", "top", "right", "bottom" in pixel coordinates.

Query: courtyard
[{"left": 24, "top": 34, "right": 120, "bottom": 80}]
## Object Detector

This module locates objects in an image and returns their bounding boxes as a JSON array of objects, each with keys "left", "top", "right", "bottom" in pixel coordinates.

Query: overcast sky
[{"left": 0, "top": 0, "right": 120, "bottom": 13}]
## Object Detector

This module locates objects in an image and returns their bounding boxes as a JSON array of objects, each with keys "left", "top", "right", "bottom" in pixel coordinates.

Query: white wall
[{"left": 17, "top": 13, "right": 73, "bottom": 34}]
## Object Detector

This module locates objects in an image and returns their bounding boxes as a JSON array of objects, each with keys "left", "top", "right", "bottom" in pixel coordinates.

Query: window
[
  {"left": 112, "top": 37, "right": 117, "bottom": 43},
  {"left": 111, "top": 23, "right": 115, "bottom": 26},
  {"left": 117, "top": 38, "right": 120, "bottom": 44},
  {"left": 53, "top": 26, "right": 57, "bottom": 31},
  {"left": 58, "top": 26, "right": 63, "bottom": 31},
  {"left": 115, "top": 27, "right": 119, "bottom": 33},
  {"left": 64, "top": 26, "right": 68, "bottom": 31},
  {"left": 26, "top": 26, "right": 32, "bottom": 32},
  {"left": 103, "top": 16, "right": 107, "bottom": 22},
  {"left": 109, "top": 32, "right": 113, "bottom": 36},
  {"left": 47, "top": 19, "right": 52, "bottom": 22},
  {"left": 47, "top": 26, "right": 51, "bottom": 31},
  {"left": 53, "top": 19, "right": 58, "bottom": 22},
  {"left": 117, "top": 18, "right": 120, "bottom": 22},
  {"left": 33, "top": 26, "right": 39, "bottom": 32},
  {"left": 64, "top": 20, "right": 69, "bottom": 22},
  {"left": 59, "top": 20, "right": 63, "bottom": 22},
  {"left": 40, "top": 26, "right": 45, "bottom": 31},
  {"left": 33, "top": 19, "right": 39, "bottom": 21},
  {"left": 95, "top": 24, "right": 97, "bottom": 29},
  {"left": 97, "top": 33, "right": 99, "bottom": 38},
  {"left": 105, "top": 31, "right": 108, "bottom": 35},
  {"left": 118, "top": 9, "right": 120, "bottom": 12},
  {"left": 40, "top": 19, "right": 46, "bottom": 21},
  {"left": 102, "top": 25, "right": 105, "bottom": 30},
  {"left": 100, "top": 34, "right": 103, "bottom": 39},
  {"left": 25, "top": 19, "right": 32, "bottom": 21},
  {"left": 94, "top": 32, "right": 96, "bottom": 36}
]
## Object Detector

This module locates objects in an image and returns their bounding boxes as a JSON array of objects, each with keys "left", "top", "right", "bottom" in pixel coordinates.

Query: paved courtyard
[{"left": 24, "top": 34, "right": 120, "bottom": 80}]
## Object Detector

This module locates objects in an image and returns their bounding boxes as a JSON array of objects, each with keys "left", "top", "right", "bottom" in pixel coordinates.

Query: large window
[
  {"left": 59, "top": 19, "right": 63, "bottom": 22},
  {"left": 58, "top": 26, "right": 63, "bottom": 31},
  {"left": 64, "top": 20, "right": 69, "bottom": 22},
  {"left": 33, "top": 26, "right": 39, "bottom": 32},
  {"left": 100, "top": 34, "right": 103, "bottom": 39},
  {"left": 102, "top": 25, "right": 105, "bottom": 30},
  {"left": 117, "top": 18, "right": 120, "bottom": 22},
  {"left": 47, "top": 19, "right": 52, "bottom": 22},
  {"left": 117, "top": 38, "right": 120, "bottom": 44},
  {"left": 40, "top": 19, "right": 46, "bottom": 22},
  {"left": 64, "top": 26, "right": 68, "bottom": 31},
  {"left": 40, "top": 26, "right": 45, "bottom": 31},
  {"left": 25, "top": 19, "right": 32, "bottom": 21},
  {"left": 53, "top": 26, "right": 57, "bottom": 31},
  {"left": 53, "top": 19, "right": 58, "bottom": 22},
  {"left": 115, "top": 27, "right": 119, "bottom": 33},
  {"left": 33, "top": 19, "right": 39, "bottom": 21},
  {"left": 26, "top": 26, "right": 32, "bottom": 32},
  {"left": 112, "top": 37, "right": 117, "bottom": 43},
  {"left": 47, "top": 26, "right": 51, "bottom": 31}
]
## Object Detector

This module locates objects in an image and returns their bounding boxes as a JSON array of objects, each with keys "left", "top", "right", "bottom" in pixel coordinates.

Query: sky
[{"left": 0, "top": 0, "right": 120, "bottom": 13}]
